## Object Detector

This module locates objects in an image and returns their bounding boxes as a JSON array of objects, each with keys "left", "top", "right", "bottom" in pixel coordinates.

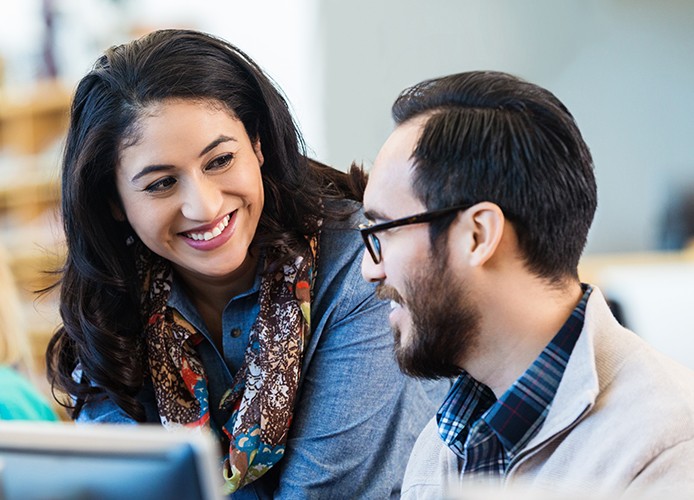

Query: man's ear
[{"left": 465, "top": 202, "right": 505, "bottom": 267}]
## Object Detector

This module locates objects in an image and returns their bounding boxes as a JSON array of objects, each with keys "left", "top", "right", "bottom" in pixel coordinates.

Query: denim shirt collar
[{"left": 166, "top": 254, "right": 265, "bottom": 339}]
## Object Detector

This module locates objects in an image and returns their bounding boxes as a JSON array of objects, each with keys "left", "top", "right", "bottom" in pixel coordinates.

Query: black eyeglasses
[{"left": 359, "top": 203, "right": 474, "bottom": 264}]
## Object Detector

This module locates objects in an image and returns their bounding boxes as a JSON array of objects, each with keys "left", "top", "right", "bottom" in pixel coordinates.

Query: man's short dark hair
[{"left": 392, "top": 71, "right": 597, "bottom": 282}]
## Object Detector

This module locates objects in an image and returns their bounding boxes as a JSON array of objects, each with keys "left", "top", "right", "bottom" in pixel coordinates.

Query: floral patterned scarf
[{"left": 137, "top": 234, "right": 318, "bottom": 493}]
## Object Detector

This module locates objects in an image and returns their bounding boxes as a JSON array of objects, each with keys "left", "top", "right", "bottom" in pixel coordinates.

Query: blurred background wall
[
  {"left": 1, "top": 0, "right": 693, "bottom": 378},
  {"left": 2, "top": 0, "right": 694, "bottom": 252},
  {"left": 320, "top": 0, "right": 694, "bottom": 256}
]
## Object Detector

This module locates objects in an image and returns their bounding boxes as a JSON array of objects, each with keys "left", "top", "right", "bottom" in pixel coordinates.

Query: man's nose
[{"left": 361, "top": 249, "right": 385, "bottom": 283}]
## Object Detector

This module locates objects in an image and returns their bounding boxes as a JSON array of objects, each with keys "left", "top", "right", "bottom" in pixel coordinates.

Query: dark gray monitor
[{"left": 0, "top": 422, "right": 223, "bottom": 500}]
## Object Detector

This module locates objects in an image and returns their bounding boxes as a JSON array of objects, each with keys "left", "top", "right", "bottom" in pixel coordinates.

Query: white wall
[
  {"left": 318, "top": 0, "right": 694, "bottom": 254},
  {"left": 2, "top": 0, "right": 694, "bottom": 254},
  {"left": 0, "top": 0, "right": 325, "bottom": 159},
  {"left": 178, "top": 0, "right": 326, "bottom": 160}
]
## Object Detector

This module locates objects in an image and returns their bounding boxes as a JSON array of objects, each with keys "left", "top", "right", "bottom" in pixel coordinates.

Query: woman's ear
[
  {"left": 465, "top": 202, "right": 505, "bottom": 268},
  {"left": 253, "top": 139, "right": 264, "bottom": 167},
  {"left": 109, "top": 199, "right": 126, "bottom": 222}
]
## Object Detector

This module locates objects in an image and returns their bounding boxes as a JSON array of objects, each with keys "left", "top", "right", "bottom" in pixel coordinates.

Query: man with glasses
[{"left": 360, "top": 71, "right": 694, "bottom": 498}]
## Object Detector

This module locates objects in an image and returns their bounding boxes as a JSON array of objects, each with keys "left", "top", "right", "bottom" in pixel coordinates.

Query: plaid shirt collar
[{"left": 437, "top": 284, "right": 593, "bottom": 475}]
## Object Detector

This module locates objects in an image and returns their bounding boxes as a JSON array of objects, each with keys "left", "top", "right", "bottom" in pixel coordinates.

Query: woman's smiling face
[{"left": 115, "top": 99, "right": 265, "bottom": 286}]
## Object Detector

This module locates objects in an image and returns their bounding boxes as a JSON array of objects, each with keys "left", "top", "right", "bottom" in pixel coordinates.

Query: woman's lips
[
  {"left": 181, "top": 210, "right": 237, "bottom": 251},
  {"left": 184, "top": 213, "right": 231, "bottom": 241}
]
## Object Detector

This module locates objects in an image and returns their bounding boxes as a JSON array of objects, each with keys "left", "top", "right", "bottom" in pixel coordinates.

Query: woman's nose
[{"left": 180, "top": 177, "right": 223, "bottom": 222}]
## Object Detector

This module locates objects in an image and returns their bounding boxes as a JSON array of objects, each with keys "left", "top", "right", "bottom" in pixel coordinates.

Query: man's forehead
[
  {"left": 364, "top": 118, "right": 427, "bottom": 218},
  {"left": 376, "top": 117, "right": 426, "bottom": 167}
]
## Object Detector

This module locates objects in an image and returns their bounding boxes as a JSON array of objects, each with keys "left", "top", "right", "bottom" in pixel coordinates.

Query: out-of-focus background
[{"left": 1, "top": 0, "right": 693, "bottom": 408}]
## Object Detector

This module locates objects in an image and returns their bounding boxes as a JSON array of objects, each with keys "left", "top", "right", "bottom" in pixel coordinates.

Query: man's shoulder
[
  {"left": 595, "top": 326, "right": 694, "bottom": 422},
  {"left": 587, "top": 293, "right": 694, "bottom": 405},
  {"left": 566, "top": 299, "right": 694, "bottom": 454},
  {"left": 582, "top": 286, "right": 694, "bottom": 399}
]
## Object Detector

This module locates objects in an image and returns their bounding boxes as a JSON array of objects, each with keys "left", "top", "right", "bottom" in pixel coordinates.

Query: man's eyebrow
[{"left": 363, "top": 209, "right": 388, "bottom": 222}]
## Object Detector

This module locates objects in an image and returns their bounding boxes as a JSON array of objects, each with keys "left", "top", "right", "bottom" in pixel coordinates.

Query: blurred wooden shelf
[
  {"left": 578, "top": 246, "right": 694, "bottom": 285},
  {"left": 579, "top": 246, "right": 694, "bottom": 370},
  {"left": 1, "top": 79, "right": 68, "bottom": 379},
  {"left": 0, "top": 79, "right": 71, "bottom": 156}
]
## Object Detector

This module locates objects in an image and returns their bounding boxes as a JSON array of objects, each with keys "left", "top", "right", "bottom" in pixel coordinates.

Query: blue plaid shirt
[{"left": 436, "top": 284, "right": 593, "bottom": 482}]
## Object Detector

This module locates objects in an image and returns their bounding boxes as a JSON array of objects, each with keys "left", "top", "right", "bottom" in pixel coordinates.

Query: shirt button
[{"left": 230, "top": 327, "right": 242, "bottom": 338}]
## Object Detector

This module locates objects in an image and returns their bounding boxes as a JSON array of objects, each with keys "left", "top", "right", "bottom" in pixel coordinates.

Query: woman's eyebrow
[
  {"left": 199, "top": 135, "right": 236, "bottom": 157},
  {"left": 130, "top": 135, "right": 238, "bottom": 183},
  {"left": 131, "top": 164, "right": 172, "bottom": 183}
]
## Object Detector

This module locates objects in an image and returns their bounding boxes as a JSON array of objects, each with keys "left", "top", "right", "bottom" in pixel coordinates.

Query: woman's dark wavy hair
[
  {"left": 46, "top": 29, "right": 365, "bottom": 420},
  {"left": 392, "top": 70, "right": 597, "bottom": 283}
]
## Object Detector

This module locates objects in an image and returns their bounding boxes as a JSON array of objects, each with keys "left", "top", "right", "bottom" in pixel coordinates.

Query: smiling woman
[
  {"left": 114, "top": 100, "right": 265, "bottom": 296},
  {"left": 44, "top": 29, "right": 446, "bottom": 498}
]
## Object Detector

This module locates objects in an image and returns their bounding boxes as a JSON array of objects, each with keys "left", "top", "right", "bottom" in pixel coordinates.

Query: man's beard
[{"left": 377, "top": 242, "right": 480, "bottom": 379}]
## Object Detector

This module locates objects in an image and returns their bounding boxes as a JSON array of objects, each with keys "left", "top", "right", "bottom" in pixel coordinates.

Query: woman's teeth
[{"left": 186, "top": 214, "right": 231, "bottom": 241}]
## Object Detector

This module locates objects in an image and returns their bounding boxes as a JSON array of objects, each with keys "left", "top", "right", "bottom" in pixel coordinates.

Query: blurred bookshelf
[{"left": 0, "top": 79, "right": 69, "bottom": 376}]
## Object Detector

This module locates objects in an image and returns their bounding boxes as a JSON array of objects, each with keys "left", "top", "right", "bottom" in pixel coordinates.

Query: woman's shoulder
[
  {"left": 321, "top": 198, "right": 365, "bottom": 231},
  {"left": 311, "top": 199, "right": 376, "bottom": 318},
  {"left": 316, "top": 199, "right": 365, "bottom": 271}
]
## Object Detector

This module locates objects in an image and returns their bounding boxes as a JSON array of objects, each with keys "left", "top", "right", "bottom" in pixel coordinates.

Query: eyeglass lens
[{"left": 369, "top": 233, "right": 381, "bottom": 264}]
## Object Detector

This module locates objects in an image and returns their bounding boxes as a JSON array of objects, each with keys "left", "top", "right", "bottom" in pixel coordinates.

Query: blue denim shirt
[{"left": 77, "top": 201, "right": 450, "bottom": 499}]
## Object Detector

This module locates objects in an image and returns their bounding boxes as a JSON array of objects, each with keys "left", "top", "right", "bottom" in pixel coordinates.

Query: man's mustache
[{"left": 376, "top": 284, "right": 404, "bottom": 304}]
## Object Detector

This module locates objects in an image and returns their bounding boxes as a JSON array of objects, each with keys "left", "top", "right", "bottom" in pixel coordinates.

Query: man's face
[{"left": 362, "top": 117, "right": 480, "bottom": 378}]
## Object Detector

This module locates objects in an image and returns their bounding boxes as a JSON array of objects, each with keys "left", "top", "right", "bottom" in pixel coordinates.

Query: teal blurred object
[{"left": 0, "top": 366, "right": 58, "bottom": 421}]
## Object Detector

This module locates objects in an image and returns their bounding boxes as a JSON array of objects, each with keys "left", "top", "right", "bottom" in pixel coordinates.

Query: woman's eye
[
  {"left": 144, "top": 176, "right": 177, "bottom": 193},
  {"left": 206, "top": 153, "right": 233, "bottom": 171}
]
